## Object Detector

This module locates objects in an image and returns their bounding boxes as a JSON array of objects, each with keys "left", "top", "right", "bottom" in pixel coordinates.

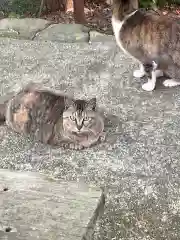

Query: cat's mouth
[
  {"left": 72, "top": 131, "right": 83, "bottom": 135},
  {"left": 72, "top": 131, "right": 88, "bottom": 137}
]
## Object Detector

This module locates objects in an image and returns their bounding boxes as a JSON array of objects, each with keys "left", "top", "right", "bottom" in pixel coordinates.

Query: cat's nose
[{"left": 77, "top": 125, "right": 83, "bottom": 131}]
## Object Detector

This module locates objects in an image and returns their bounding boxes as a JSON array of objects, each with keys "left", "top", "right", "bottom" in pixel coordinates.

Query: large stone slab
[
  {"left": 34, "top": 23, "right": 90, "bottom": 43},
  {"left": 0, "top": 18, "right": 51, "bottom": 39},
  {"left": 0, "top": 169, "right": 104, "bottom": 240},
  {"left": 0, "top": 38, "right": 180, "bottom": 239}
]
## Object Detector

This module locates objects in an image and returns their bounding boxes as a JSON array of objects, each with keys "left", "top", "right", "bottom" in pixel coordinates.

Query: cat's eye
[
  {"left": 70, "top": 116, "right": 76, "bottom": 121},
  {"left": 84, "top": 116, "right": 89, "bottom": 121}
]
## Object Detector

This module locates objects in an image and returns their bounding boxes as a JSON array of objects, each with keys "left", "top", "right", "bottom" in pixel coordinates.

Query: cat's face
[{"left": 62, "top": 98, "right": 97, "bottom": 134}]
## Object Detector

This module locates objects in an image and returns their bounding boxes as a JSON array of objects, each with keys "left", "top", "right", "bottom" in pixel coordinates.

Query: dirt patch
[{"left": 41, "top": 1, "right": 113, "bottom": 35}]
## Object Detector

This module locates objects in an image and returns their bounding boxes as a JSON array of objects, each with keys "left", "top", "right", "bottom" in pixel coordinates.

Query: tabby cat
[
  {"left": 0, "top": 83, "right": 105, "bottom": 150},
  {"left": 112, "top": 0, "right": 180, "bottom": 91}
]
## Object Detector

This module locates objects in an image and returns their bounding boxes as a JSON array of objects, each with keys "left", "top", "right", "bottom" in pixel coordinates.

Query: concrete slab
[
  {"left": 0, "top": 169, "right": 104, "bottom": 240},
  {"left": 0, "top": 38, "right": 180, "bottom": 239}
]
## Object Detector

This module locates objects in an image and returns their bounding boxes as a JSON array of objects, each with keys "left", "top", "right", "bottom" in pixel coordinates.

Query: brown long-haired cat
[
  {"left": 0, "top": 83, "right": 105, "bottom": 150},
  {"left": 112, "top": 0, "right": 180, "bottom": 91}
]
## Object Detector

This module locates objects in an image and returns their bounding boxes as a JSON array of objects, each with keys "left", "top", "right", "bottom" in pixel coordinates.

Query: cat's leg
[
  {"left": 133, "top": 62, "right": 164, "bottom": 79},
  {"left": 133, "top": 63, "right": 146, "bottom": 78},
  {"left": 142, "top": 72, "right": 157, "bottom": 91},
  {"left": 163, "top": 79, "right": 180, "bottom": 87},
  {"left": 142, "top": 61, "right": 157, "bottom": 91}
]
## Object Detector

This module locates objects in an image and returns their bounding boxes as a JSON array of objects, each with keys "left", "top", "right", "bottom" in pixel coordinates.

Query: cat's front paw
[
  {"left": 61, "top": 142, "right": 84, "bottom": 150},
  {"left": 69, "top": 143, "right": 84, "bottom": 150},
  {"left": 142, "top": 80, "right": 156, "bottom": 91},
  {"left": 133, "top": 69, "right": 145, "bottom": 78},
  {"left": 163, "top": 79, "right": 180, "bottom": 87}
]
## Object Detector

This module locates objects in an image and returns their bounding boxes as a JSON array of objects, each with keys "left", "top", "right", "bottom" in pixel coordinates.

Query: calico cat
[
  {"left": 0, "top": 83, "right": 105, "bottom": 150},
  {"left": 112, "top": 0, "right": 180, "bottom": 91}
]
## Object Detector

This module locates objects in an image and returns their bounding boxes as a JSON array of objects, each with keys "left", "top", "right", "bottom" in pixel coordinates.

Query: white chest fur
[{"left": 111, "top": 11, "right": 137, "bottom": 58}]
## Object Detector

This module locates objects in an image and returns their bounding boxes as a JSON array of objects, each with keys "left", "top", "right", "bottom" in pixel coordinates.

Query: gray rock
[
  {"left": 90, "top": 31, "right": 115, "bottom": 42},
  {"left": 0, "top": 28, "right": 19, "bottom": 38},
  {"left": 0, "top": 169, "right": 104, "bottom": 240},
  {"left": 0, "top": 38, "right": 180, "bottom": 239},
  {"left": 0, "top": 18, "right": 51, "bottom": 40},
  {"left": 34, "top": 23, "right": 90, "bottom": 43}
]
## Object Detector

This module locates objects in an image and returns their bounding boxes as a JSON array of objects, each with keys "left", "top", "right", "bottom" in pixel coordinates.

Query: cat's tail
[{"left": 0, "top": 92, "right": 15, "bottom": 123}]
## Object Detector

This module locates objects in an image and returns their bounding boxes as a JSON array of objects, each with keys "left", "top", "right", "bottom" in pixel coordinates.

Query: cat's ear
[
  {"left": 86, "top": 97, "right": 96, "bottom": 111},
  {"left": 64, "top": 97, "right": 75, "bottom": 109}
]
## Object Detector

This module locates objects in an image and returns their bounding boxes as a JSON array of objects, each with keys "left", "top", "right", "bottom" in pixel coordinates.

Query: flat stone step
[
  {"left": 0, "top": 18, "right": 52, "bottom": 40},
  {"left": 34, "top": 23, "right": 90, "bottom": 43},
  {"left": 0, "top": 170, "right": 105, "bottom": 240}
]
